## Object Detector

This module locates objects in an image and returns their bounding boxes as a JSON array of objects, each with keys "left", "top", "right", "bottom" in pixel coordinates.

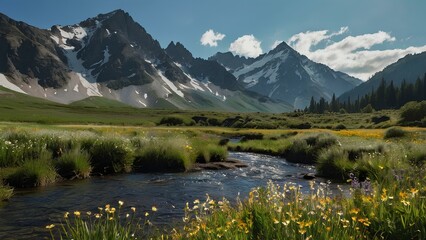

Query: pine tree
[
  {"left": 387, "top": 80, "right": 397, "bottom": 108},
  {"left": 330, "top": 93, "right": 338, "bottom": 112}
]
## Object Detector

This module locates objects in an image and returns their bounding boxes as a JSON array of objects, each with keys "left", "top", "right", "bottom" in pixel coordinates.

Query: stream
[{"left": 0, "top": 152, "right": 341, "bottom": 239}]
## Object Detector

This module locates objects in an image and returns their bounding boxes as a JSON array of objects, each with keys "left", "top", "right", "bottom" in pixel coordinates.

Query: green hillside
[{"left": 69, "top": 96, "right": 134, "bottom": 108}]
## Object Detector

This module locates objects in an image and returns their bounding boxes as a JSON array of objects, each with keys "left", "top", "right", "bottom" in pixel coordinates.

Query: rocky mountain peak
[
  {"left": 165, "top": 41, "right": 194, "bottom": 66},
  {"left": 270, "top": 41, "right": 293, "bottom": 52},
  {"left": 208, "top": 52, "right": 256, "bottom": 72}
]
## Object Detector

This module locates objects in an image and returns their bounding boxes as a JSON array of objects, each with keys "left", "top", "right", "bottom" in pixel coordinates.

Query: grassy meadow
[{"left": 1, "top": 88, "right": 426, "bottom": 239}]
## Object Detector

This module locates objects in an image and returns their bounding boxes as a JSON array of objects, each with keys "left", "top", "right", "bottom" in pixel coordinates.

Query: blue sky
[{"left": 1, "top": 0, "right": 426, "bottom": 80}]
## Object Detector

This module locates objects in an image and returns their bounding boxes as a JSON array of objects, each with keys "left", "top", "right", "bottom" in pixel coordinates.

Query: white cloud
[
  {"left": 229, "top": 35, "right": 263, "bottom": 58},
  {"left": 200, "top": 29, "right": 225, "bottom": 47},
  {"left": 288, "top": 27, "right": 348, "bottom": 55},
  {"left": 271, "top": 40, "right": 283, "bottom": 50},
  {"left": 288, "top": 27, "right": 426, "bottom": 80}
]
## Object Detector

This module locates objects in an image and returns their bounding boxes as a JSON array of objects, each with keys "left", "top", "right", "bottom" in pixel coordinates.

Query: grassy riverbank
[
  {"left": 1, "top": 101, "right": 425, "bottom": 238},
  {"left": 0, "top": 127, "right": 228, "bottom": 199},
  {"left": 31, "top": 124, "right": 425, "bottom": 239}
]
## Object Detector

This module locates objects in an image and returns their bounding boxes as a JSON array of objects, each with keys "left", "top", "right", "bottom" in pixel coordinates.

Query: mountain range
[
  {"left": 339, "top": 51, "right": 426, "bottom": 102},
  {"left": 6, "top": 9, "right": 423, "bottom": 112},
  {"left": 0, "top": 10, "right": 294, "bottom": 112},
  {"left": 210, "top": 43, "right": 362, "bottom": 109}
]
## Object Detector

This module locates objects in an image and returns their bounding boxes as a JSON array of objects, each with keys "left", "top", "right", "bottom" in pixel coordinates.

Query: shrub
[
  {"left": 280, "top": 131, "right": 298, "bottom": 138},
  {"left": 240, "top": 133, "right": 264, "bottom": 142},
  {"left": 287, "top": 122, "right": 312, "bottom": 129},
  {"left": 334, "top": 124, "right": 347, "bottom": 130},
  {"left": 384, "top": 127, "right": 407, "bottom": 139},
  {"left": 55, "top": 148, "right": 91, "bottom": 179},
  {"left": 361, "top": 104, "right": 374, "bottom": 113},
  {"left": 317, "top": 146, "right": 352, "bottom": 180},
  {"left": 89, "top": 139, "right": 133, "bottom": 174},
  {"left": 243, "top": 120, "right": 278, "bottom": 129},
  {"left": 407, "top": 145, "right": 426, "bottom": 167},
  {"left": 371, "top": 115, "right": 390, "bottom": 124},
  {"left": 159, "top": 116, "right": 185, "bottom": 126},
  {"left": 218, "top": 138, "right": 230, "bottom": 146},
  {"left": 400, "top": 101, "right": 426, "bottom": 124},
  {"left": 207, "top": 118, "right": 221, "bottom": 126},
  {"left": 6, "top": 151, "right": 56, "bottom": 188},
  {"left": 133, "top": 139, "right": 191, "bottom": 172}
]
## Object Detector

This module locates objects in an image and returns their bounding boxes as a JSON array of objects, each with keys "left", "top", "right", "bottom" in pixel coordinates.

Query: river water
[{"left": 0, "top": 152, "right": 338, "bottom": 239}]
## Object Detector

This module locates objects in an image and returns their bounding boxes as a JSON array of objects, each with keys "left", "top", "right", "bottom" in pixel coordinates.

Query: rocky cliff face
[
  {"left": 0, "top": 13, "right": 69, "bottom": 88},
  {"left": 209, "top": 52, "right": 256, "bottom": 72},
  {"left": 165, "top": 41, "right": 241, "bottom": 91}
]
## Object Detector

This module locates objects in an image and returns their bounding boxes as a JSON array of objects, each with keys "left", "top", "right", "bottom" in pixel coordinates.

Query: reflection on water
[{"left": 0, "top": 152, "right": 337, "bottom": 239}]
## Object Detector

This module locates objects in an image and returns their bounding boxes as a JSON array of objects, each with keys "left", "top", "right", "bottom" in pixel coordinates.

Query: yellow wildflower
[
  {"left": 64, "top": 212, "right": 69, "bottom": 218},
  {"left": 45, "top": 224, "right": 55, "bottom": 229},
  {"left": 118, "top": 200, "right": 124, "bottom": 206},
  {"left": 131, "top": 207, "right": 136, "bottom": 212},
  {"left": 349, "top": 208, "right": 360, "bottom": 215},
  {"left": 401, "top": 200, "right": 410, "bottom": 206},
  {"left": 410, "top": 188, "right": 419, "bottom": 196},
  {"left": 74, "top": 211, "right": 81, "bottom": 217},
  {"left": 399, "top": 191, "right": 408, "bottom": 199}
]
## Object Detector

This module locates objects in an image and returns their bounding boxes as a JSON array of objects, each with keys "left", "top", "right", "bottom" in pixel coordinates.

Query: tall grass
[
  {"left": 55, "top": 148, "right": 91, "bottom": 179},
  {"left": 6, "top": 150, "right": 57, "bottom": 188},
  {"left": 228, "top": 138, "right": 291, "bottom": 156},
  {"left": 317, "top": 146, "right": 352, "bottom": 180},
  {"left": 133, "top": 138, "right": 192, "bottom": 172},
  {"left": 283, "top": 133, "right": 338, "bottom": 164},
  {"left": 87, "top": 138, "right": 134, "bottom": 174},
  {"left": 193, "top": 143, "right": 228, "bottom": 163}
]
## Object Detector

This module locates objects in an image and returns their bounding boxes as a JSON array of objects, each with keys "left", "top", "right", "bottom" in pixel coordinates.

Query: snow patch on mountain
[
  {"left": 157, "top": 70, "right": 184, "bottom": 98},
  {"left": 234, "top": 50, "right": 288, "bottom": 78},
  {"left": 138, "top": 100, "right": 146, "bottom": 107},
  {"left": 190, "top": 79, "right": 205, "bottom": 92},
  {"left": 102, "top": 46, "right": 111, "bottom": 65},
  {"left": 0, "top": 74, "right": 26, "bottom": 94},
  {"left": 269, "top": 84, "right": 280, "bottom": 98},
  {"left": 76, "top": 73, "right": 102, "bottom": 96}
]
